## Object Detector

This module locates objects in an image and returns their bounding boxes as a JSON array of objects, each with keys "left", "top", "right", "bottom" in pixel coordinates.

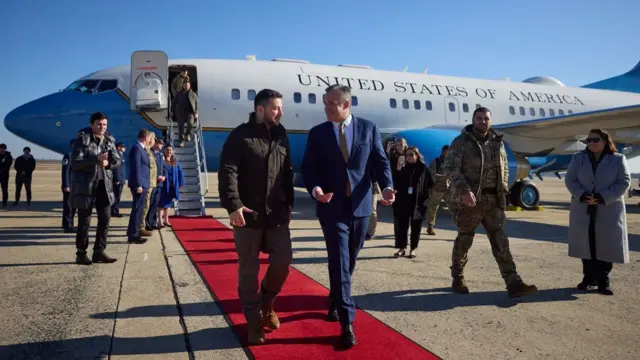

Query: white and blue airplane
[{"left": 4, "top": 51, "right": 640, "bottom": 210}]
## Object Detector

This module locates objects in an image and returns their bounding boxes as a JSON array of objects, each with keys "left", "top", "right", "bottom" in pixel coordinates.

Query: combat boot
[
  {"left": 452, "top": 277, "right": 469, "bottom": 294},
  {"left": 261, "top": 301, "right": 280, "bottom": 330},
  {"left": 507, "top": 280, "right": 538, "bottom": 298},
  {"left": 426, "top": 225, "right": 435, "bottom": 235},
  {"left": 247, "top": 318, "right": 265, "bottom": 345}
]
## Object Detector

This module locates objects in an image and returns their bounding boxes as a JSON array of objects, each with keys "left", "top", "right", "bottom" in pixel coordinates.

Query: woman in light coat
[{"left": 564, "top": 129, "right": 631, "bottom": 295}]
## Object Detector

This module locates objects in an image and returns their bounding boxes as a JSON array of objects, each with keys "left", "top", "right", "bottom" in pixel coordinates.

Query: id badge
[{"left": 408, "top": 186, "right": 413, "bottom": 195}]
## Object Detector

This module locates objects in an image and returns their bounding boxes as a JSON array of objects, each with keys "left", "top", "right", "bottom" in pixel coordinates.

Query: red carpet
[{"left": 170, "top": 215, "right": 441, "bottom": 360}]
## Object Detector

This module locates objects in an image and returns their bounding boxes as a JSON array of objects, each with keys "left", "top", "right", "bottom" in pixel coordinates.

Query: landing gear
[{"left": 508, "top": 179, "right": 540, "bottom": 210}]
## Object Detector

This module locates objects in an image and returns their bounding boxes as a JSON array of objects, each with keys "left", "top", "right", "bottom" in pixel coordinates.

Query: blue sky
[{"left": 1, "top": 1, "right": 639, "bottom": 167}]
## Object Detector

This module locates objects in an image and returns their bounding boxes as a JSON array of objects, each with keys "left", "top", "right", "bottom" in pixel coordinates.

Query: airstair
[{"left": 168, "top": 120, "right": 209, "bottom": 216}]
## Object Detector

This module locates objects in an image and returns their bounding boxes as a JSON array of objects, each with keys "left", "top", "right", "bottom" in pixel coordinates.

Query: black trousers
[
  {"left": 0, "top": 176, "right": 8, "bottom": 206},
  {"left": 75, "top": 180, "right": 111, "bottom": 254},
  {"left": 62, "top": 191, "right": 76, "bottom": 229},
  {"left": 394, "top": 211, "right": 423, "bottom": 250},
  {"left": 15, "top": 174, "right": 32, "bottom": 204},
  {"left": 111, "top": 182, "right": 123, "bottom": 216},
  {"left": 583, "top": 216, "right": 613, "bottom": 286}
]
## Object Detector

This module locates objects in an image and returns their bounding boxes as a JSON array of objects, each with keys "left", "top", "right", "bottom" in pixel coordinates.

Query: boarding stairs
[{"left": 167, "top": 119, "right": 209, "bottom": 216}]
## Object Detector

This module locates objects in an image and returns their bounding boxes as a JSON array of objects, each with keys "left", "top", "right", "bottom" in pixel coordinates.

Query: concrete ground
[{"left": 0, "top": 161, "right": 639, "bottom": 360}]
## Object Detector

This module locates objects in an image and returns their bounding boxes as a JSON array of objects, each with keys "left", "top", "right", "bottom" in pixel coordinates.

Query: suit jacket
[
  {"left": 301, "top": 115, "right": 393, "bottom": 220},
  {"left": 128, "top": 143, "right": 151, "bottom": 190}
]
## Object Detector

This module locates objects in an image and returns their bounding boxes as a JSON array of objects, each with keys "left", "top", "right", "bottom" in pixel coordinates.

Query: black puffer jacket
[{"left": 70, "top": 127, "right": 122, "bottom": 209}]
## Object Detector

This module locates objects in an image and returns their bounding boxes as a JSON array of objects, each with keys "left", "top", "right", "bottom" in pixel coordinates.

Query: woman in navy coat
[{"left": 157, "top": 145, "right": 184, "bottom": 227}]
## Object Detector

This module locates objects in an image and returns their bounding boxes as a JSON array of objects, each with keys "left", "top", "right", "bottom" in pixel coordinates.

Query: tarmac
[{"left": 0, "top": 161, "right": 639, "bottom": 360}]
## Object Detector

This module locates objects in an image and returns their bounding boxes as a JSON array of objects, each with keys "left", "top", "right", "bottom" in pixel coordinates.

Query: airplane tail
[{"left": 581, "top": 61, "right": 640, "bottom": 93}]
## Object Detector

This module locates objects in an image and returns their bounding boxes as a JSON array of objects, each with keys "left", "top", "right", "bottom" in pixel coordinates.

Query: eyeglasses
[{"left": 585, "top": 138, "right": 602, "bottom": 143}]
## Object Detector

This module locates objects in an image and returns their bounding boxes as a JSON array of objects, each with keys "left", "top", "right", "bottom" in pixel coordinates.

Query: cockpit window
[
  {"left": 64, "top": 79, "right": 117, "bottom": 94},
  {"left": 96, "top": 79, "right": 118, "bottom": 93}
]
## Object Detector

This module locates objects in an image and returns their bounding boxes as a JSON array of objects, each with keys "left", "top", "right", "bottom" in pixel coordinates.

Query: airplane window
[
  {"left": 568, "top": 110, "right": 573, "bottom": 114},
  {"left": 529, "top": 107, "right": 535, "bottom": 116},
  {"left": 64, "top": 80, "right": 83, "bottom": 91},
  {"left": 540, "top": 108, "right": 546, "bottom": 117},
  {"left": 558, "top": 109, "right": 565, "bottom": 115},
  {"left": 448, "top": 102, "right": 455, "bottom": 112},
  {"left": 390, "top": 99, "right": 397, "bottom": 108},
  {"left": 414, "top": 100, "right": 421, "bottom": 110},
  {"left": 509, "top": 106, "right": 515, "bottom": 115},
  {"left": 351, "top": 96, "right": 358, "bottom": 106},
  {"left": 402, "top": 99, "right": 409, "bottom": 109},
  {"left": 549, "top": 109, "right": 555, "bottom": 116},
  {"left": 231, "top": 89, "right": 240, "bottom": 100},
  {"left": 294, "top": 92, "right": 302, "bottom": 103},
  {"left": 462, "top": 103, "right": 469, "bottom": 113},
  {"left": 309, "top": 93, "right": 316, "bottom": 104},
  {"left": 425, "top": 101, "right": 432, "bottom": 111},
  {"left": 76, "top": 79, "right": 100, "bottom": 93},
  {"left": 96, "top": 79, "right": 118, "bottom": 93},
  {"left": 248, "top": 89, "right": 256, "bottom": 101},
  {"left": 519, "top": 107, "right": 525, "bottom": 116}
]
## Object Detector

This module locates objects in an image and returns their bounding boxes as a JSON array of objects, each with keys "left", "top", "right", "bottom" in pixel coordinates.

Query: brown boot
[
  {"left": 261, "top": 301, "right": 280, "bottom": 330},
  {"left": 247, "top": 319, "right": 265, "bottom": 345},
  {"left": 452, "top": 277, "right": 469, "bottom": 294},
  {"left": 507, "top": 280, "right": 538, "bottom": 298},
  {"left": 426, "top": 225, "right": 435, "bottom": 235},
  {"left": 139, "top": 229, "right": 153, "bottom": 237}
]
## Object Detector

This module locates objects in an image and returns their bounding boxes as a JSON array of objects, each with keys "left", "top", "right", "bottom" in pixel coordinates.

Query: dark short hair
[
  {"left": 442, "top": 145, "right": 450, "bottom": 151},
  {"left": 90, "top": 112, "right": 107, "bottom": 124},
  {"left": 138, "top": 129, "right": 151, "bottom": 139},
  {"left": 116, "top": 142, "right": 124, "bottom": 147},
  {"left": 254, "top": 89, "right": 283, "bottom": 110},
  {"left": 588, "top": 128, "right": 618, "bottom": 153},
  {"left": 472, "top": 106, "right": 491, "bottom": 119},
  {"left": 0, "top": 143, "right": 6, "bottom": 150},
  {"left": 23, "top": 147, "right": 31, "bottom": 152}
]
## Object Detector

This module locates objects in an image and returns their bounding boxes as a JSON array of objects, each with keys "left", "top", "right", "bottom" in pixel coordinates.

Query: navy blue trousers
[
  {"left": 111, "top": 183, "right": 123, "bottom": 216},
  {"left": 126, "top": 188, "right": 148, "bottom": 240},
  {"left": 319, "top": 198, "right": 369, "bottom": 327}
]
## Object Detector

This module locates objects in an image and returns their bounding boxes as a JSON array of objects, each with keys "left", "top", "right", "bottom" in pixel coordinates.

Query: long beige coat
[{"left": 564, "top": 151, "right": 631, "bottom": 263}]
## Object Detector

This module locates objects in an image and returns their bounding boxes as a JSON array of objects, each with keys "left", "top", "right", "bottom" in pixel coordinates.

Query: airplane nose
[{"left": 3, "top": 94, "right": 67, "bottom": 152}]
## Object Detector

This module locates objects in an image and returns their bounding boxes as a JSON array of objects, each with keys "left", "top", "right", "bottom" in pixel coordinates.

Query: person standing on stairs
[
  {"left": 219, "top": 89, "right": 294, "bottom": 346},
  {"left": 171, "top": 79, "right": 198, "bottom": 147}
]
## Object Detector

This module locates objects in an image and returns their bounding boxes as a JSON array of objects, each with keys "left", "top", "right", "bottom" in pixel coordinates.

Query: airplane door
[
  {"left": 130, "top": 51, "right": 169, "bottom": 112},
  {"left": 444, "top": 97, "right": 460, "bottom": 124}
]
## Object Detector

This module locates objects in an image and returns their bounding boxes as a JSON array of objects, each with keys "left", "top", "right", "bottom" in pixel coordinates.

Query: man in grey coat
[{"left": 564, "top": 129, "right": 631, "bottom": 295}]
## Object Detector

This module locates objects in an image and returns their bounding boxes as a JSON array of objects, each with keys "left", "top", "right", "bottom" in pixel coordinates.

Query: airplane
[{"left": 4, "top": 51, "right": 640, "bottom": 211}]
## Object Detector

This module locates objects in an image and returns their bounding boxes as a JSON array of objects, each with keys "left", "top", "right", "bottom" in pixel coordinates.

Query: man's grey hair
[{"left": 325, "top": 84, "right": 351, "bottom": 101}]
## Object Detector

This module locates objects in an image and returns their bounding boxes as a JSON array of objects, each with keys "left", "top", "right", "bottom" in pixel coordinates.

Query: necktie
[{"left": 339, "top": 122, "right": 351, "bottom": 196}]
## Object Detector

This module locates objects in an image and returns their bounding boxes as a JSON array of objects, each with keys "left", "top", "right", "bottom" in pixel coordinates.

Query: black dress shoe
[
  {"left": 128, "top": 237, "right": 148, "bottom": 244},
  {"left": 64, "top": 227, "right": 77, "bottom": 234},
  {"left": 76, "top": 253, "right": 92, "bottom": 265},
  {"left": 92, "top": 251, "right": 117, "bottom": 263},
  {"left": 326, "top": 308, "right": 339, "bottom": 322},
  {"left": 597, "top": 285, "right": 613, "bottom": 295},
  {"left": 340, "top": 324, "right": 357, "bottom": 349},
  {"left": 577, "top": 278, "right": 597, "bottom": 290}
]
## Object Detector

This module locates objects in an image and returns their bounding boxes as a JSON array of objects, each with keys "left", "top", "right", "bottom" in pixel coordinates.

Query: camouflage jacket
[
  {"left": 442, "top": 124, "right": 509, "bottom": 208},
  {"left": 428, "top": 156, "right": 450, "bottom": 188}
]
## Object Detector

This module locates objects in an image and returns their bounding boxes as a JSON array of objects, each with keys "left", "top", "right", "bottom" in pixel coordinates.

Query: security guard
[
  {"left": 111, "top": 143, "right": 126, "bottom": 217},
  {"left": 61, "top": 140, "right": 76, "bottom": 232}
]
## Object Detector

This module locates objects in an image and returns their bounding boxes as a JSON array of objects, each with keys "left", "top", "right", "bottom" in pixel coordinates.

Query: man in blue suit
[
  {"left": 111, "top": 143, "right": 126, "bottom": 217},
  {"left": 126, "top": 129, "right": 152, "bottom": 244},
  {"left": 301, "top": 84, "right": 395, "bottom": 349}
]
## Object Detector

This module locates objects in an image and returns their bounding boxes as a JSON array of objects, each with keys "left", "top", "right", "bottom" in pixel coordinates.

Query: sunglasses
[{"left": 585, "top": 138, "right": 602, "bottom": 143}]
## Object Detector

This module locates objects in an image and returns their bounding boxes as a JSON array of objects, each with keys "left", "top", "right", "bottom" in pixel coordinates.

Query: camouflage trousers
[
  {"left": 426, "top": 181, "right": 449, "bottom": 226},
  {"left": 140, "top": 188, "right": 152, "bottom": 231},
  {"left": 450, "top": 194, "right": 521, "bottom": 286}
]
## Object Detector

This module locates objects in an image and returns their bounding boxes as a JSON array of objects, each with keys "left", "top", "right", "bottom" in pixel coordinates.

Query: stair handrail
[{"left": 196, "top": 120, "right": 209, "bottom": 197}]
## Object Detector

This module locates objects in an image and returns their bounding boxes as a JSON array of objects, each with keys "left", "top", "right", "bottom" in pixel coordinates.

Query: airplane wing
[{"left": 492, "top": 104, "right": 640, "bottom": 156}]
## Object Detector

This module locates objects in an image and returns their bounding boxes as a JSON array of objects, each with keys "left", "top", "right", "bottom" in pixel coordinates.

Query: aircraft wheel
[{"left": 509, "top": 180, "right": 540, "bottom": 211}]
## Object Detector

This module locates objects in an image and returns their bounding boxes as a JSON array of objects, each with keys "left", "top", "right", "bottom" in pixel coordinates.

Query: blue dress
[{"left": 158, "top": 161, "right": 185, "bottom": 209}]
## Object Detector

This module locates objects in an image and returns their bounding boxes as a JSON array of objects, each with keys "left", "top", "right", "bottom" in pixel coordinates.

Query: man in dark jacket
[
  {"left": 0, "top": 143, "right": 12, "bottom": 207},
  {"left": 171, "top": 79, "right": 198, "bottom": 147},
  {"left": 13, "top": 146, "right": 36, "bottom": 206},
  {"left": 70, "top": 112, "right": 122, "bottom": 265},
  {"left": 145, "top": 138, "right": 165, "bottom": 229},
  {"left": 61, "top": 140, "right": 76, "bottom": 233},
  {"left": 218, "top": 88, "right": 294, "bottom": 346},
  {"left": 111, "top": 143, "right": 126, "bottom": 217}
]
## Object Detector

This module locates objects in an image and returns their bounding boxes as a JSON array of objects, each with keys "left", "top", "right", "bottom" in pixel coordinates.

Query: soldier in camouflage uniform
[
  {"left": 425, "top": 145, "right": 450, "bottom": 235},
  {"left": 443, "top": 107, "right": 537, "bottom": 298}
]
